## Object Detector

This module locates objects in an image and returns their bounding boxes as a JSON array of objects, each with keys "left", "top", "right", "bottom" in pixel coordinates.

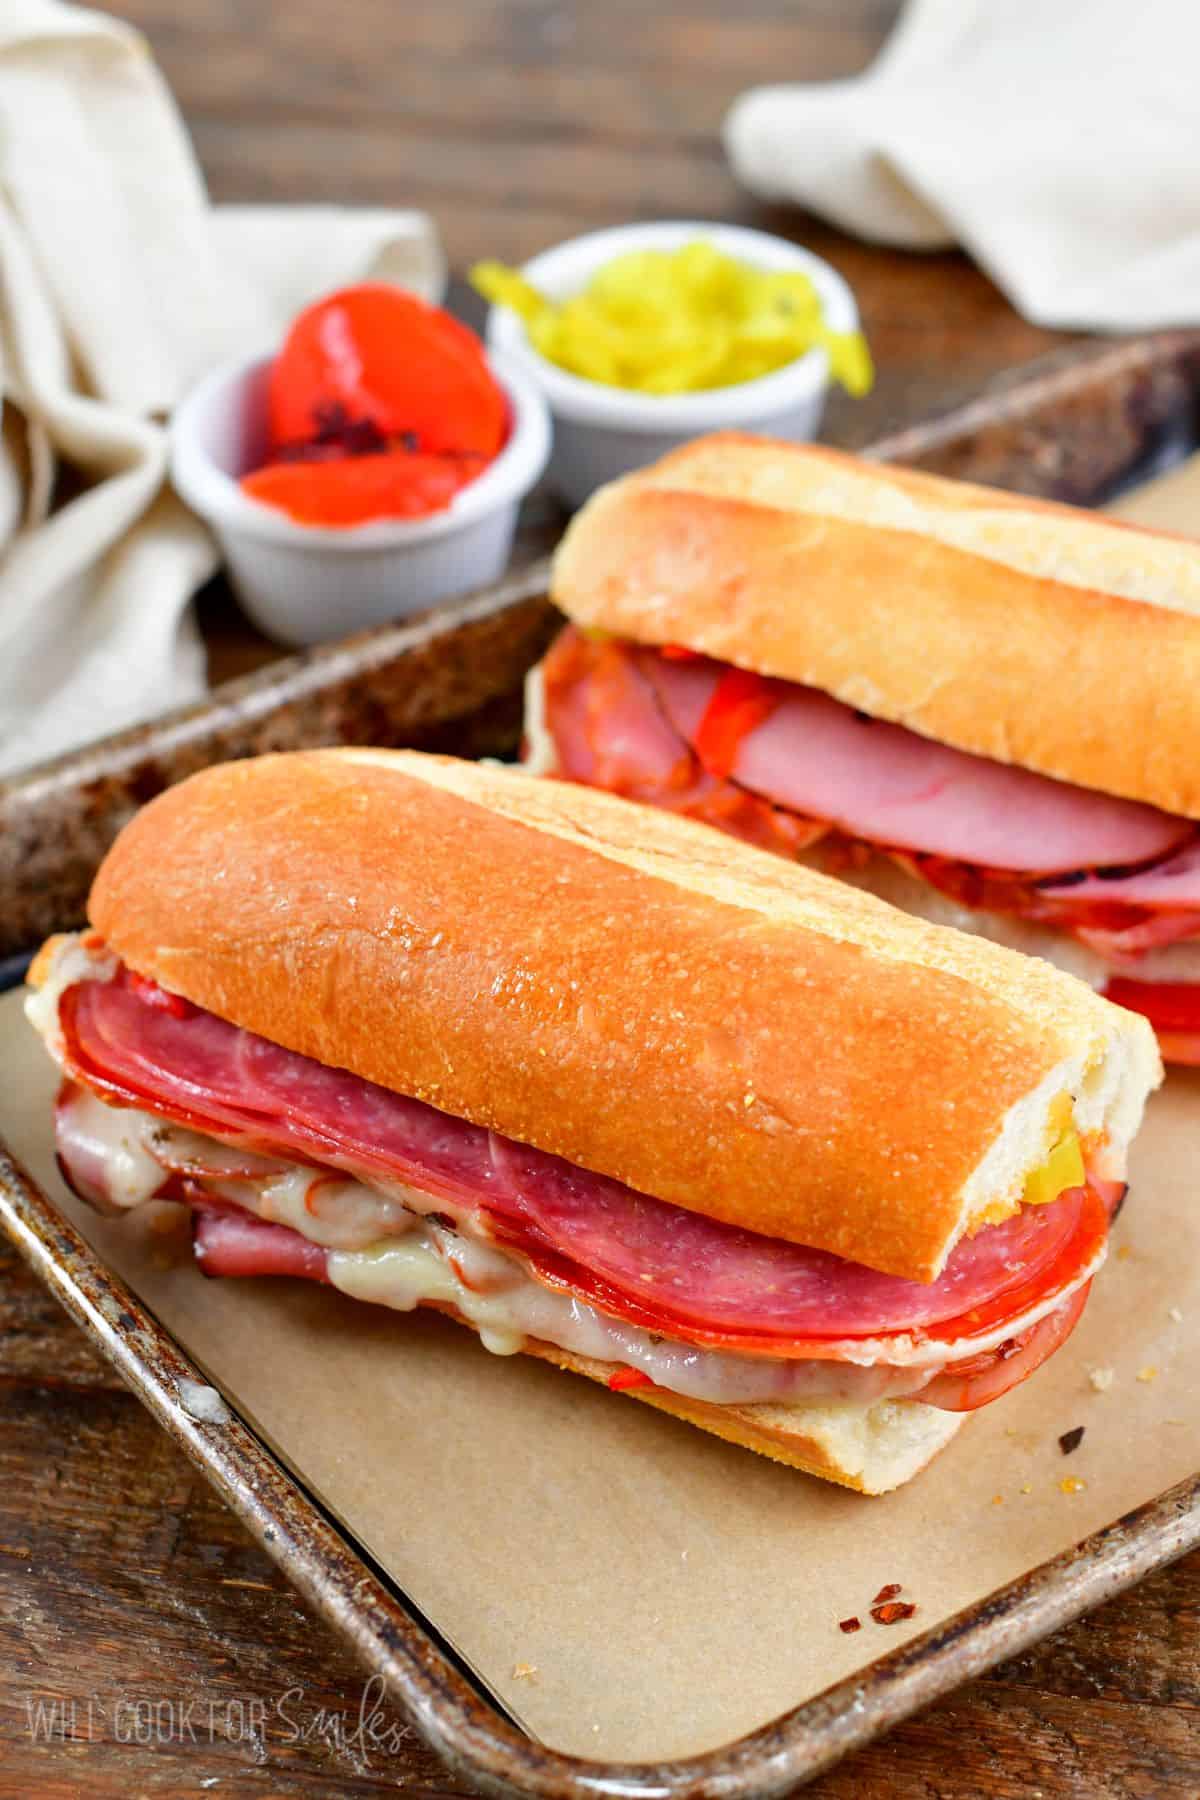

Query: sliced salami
[{"left": 58, "top": 971, "right": 1102, "bottom": 1348}]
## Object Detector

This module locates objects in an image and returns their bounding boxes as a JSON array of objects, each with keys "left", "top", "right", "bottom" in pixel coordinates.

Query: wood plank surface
[
  {"left": 137, "top": 0, "right": 1072, "bottom": 686},
  {"left": 5, "top": 3, "right": 1197, "bottom": 1796}
]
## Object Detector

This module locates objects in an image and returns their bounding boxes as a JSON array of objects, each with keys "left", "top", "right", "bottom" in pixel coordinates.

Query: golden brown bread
[
  {"left": 550, "top": 432, "right": 1200, "bottom": 818},
  {"left": 350, "top": 1296, "right": 964, "bottom": 1493},
  {"left": 85, "top": 748, "right": 1158, "bottom": 1282},
  {"left": 523, "top": 1336, "right": 963, "bottom": 1494}
]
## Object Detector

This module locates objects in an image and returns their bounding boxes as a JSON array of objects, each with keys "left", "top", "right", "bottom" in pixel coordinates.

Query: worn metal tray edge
[
  {"left": 5, "top": 326, "right": 1200, "bottom": 1795},
  {"left": 3, "top": 1135, "right": 1198, "bottom": 1799}
]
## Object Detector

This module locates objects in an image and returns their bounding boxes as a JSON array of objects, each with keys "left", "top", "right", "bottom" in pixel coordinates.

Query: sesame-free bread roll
[
  {"left": 550, "top": 432, "right": 1200, "bottom": 818},
  {"left": 526, "top": 1338, "right": 964, "bottom": 1495},
  {"left": 383, "top": 1301, "right": 964, "bottom": 1494},
  {"left": 87, "top": 748, "right": 1159, "bottom": 1284}
]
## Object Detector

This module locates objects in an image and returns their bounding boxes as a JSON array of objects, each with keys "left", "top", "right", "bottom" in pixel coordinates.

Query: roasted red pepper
[
  {"left": 241, "top": 284, "right": 507, "bottom": 527},
  {"left": 607, "top": 1367, "right": 655, "bottom": 1392},
  {"left": 269, "top": 284, "right": 506, "bottom": 459},
  {"left": 693, "top": 667, "right": 780, "bottom": 778},
  {"left": 241, "top": 450, "right": 483, "bottom": 528}
]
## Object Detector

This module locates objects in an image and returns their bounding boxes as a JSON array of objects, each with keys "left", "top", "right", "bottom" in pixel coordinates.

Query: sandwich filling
[
  {"left": 30, "top": 934, "right": 1121, "bottom": 1415},
  {"left": 536, "top": 629, "right": 1200, "bottom": 1060}
]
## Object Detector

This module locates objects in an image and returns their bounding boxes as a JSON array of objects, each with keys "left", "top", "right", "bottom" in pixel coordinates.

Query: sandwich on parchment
[
  {"left": 533, "top": 433, "right": 1200, "bottom": 1061},
  {"left": 27, "top": 750, "right": 1160, "bottom": 1493}
]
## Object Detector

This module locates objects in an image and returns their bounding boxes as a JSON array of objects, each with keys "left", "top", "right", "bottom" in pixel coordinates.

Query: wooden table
[{"left": 3, "top": 4, "right": 1197, "bottom": 1795}]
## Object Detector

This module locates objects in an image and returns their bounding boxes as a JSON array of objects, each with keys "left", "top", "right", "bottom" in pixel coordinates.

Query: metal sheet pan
[{"left": 3, "top": 326, "right": 1200, "bottom": 1796}]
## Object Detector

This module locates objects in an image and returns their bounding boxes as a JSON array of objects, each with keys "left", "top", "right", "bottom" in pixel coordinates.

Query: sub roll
[
  {"left": 27, "top": 750, "right": 1160, "bottom": 1492},
  {"left": 536, "top": 433, "right": 1200, "bottom": 1060}
]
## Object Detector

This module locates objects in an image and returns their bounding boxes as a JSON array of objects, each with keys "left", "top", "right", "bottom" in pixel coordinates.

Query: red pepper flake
[
  {"left": 1058, "top": 1426, "right": 1085, "bottom": 1455},
  {"left": 871, "top": 1601, "right": 918, "bottom": 1626},
  {"left": 872, "top": 1582, "right": 903, "bottom": 1605},
  {"left": 127, "top": 971, "right": 190, "bottom": 1018},
  {"left": 837, "top": 1616, "right": 861, "bottom": 1634},
  {"left": 607, "top": 1367, "right": 654, "bottom": 1392}
]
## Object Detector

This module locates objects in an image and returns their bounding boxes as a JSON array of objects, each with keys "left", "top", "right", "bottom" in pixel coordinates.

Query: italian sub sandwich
[
  {"left": 27, "top": 749, "right": 1159, "bottom": 1493},
  {"left": 533, "top": 433, "right": 1200, "bottom": 1060}
]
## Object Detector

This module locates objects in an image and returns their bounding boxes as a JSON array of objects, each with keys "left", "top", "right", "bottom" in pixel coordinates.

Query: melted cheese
[
  {"left": 25, "top": 933, "right": 117, "bottom": 1052},
  {"left": 324, "top": 1229, "right": 941, "bottom": 1404},
  {"left": 30, "top": 933, "right": 1102, "bottom": 1401},
  {"left": 519, "top": 663, "right": 558, "bottom": 776}
]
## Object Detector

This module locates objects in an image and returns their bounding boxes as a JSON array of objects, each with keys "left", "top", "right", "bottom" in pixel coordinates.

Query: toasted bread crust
[
  {"left": 80, "top": 749, "right": 1158, "bottom": 1281},
  {"left": 522, "top": 1337, "right": 964, "bottom": 1494},
  {"left": 27, "top": 935, "right": 68, "bottom": 992},
  {"left": 356, "top": 1297, "right": 964, "bottom": 1491},
  {"left": 550, "top": 433, "right": 1200, "bottom": 818}
]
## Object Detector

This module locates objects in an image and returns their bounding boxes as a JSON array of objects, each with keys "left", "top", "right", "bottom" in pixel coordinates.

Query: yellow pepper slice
[
  {"left": 470, "top": 242, "right": 874, "bottom": 398},
  {"left": 1023, "top": 1130, "right": 1086, "bottom": 1208}
]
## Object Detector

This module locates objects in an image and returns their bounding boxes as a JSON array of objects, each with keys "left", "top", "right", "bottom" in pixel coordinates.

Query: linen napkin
[
  {"left": 725, "top": 0, "right": 1200, "bottom": 333},
  {"left": 0, "top": 0, "right": 443, "bottom": 778}
]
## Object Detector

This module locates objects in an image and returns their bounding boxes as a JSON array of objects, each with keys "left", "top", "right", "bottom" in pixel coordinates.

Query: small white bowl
[
  {"left": 170, "top": 346, "right": 551, "bottom": 647},
  {"left": 486, "top": 220, "right": 860, "bottom": 508}
]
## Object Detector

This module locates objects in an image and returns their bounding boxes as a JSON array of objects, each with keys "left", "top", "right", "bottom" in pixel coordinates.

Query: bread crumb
[
  {"left": 1137, "top": 1365, "right": 1159, "bottom": 1383},
  {"left": 511, "top": 1663, "right": 539, "bottom": 1684},
  {"left": 1116, "top": 1245, "right": 1132, "bottom": 1260},
  {"left": 1059, "top": 1476, "right": 1087, "bottom": 1495},
  {"left": 1169, "top": 1306, "right": 1184, "bottom": 1324},
  {"left": 177, "top": 1380, "right": 230, "bottom": 1426},
  {"left": 991, "top": 1494, "right": 1004, "bottom": 1506},
  {"left": 1088, "top": 1367, "right": 1114, "bottom": 1392},
  {"left": 1020, "top": 1482, "right": 1033, "bottom": 1495}
]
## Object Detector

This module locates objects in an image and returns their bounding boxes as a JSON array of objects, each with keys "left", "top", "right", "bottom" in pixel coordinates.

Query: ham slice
[
  {"left": 57, "top": 971, "right": 1104, "bottom": 1351},
  {"left": 540, "top": 629, "right": 825, "bottom": 857},
  {"left": 1039, "top": 837, "right": 1200, "bottom": 906},
  {"left": 641, "top": 651, "right": 1190, "bottom": 875},
  {"left": 540, "top": 633, "right": 1200, "bottom": 995},
  {"left": 193, "top": 1208, "right": 329, "bottom": 1282}
]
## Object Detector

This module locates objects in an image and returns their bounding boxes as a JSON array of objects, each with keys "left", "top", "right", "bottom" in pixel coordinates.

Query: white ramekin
[
  {"left": 170, "top": 346, "right": 551, "bottom": 647},
  {"left": 485, "top": 219, "right": 860, "bottom": 508}
]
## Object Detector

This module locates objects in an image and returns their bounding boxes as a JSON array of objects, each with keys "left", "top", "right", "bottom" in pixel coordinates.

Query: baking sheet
[
  {"left": 3, "top": 994, "right": 1199, "bottom": 1764},
  {"left": 5, "top": 455, "right": 1200, "bottom": 1766}
]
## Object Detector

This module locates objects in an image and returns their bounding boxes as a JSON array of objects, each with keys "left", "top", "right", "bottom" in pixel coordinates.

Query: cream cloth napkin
[
  {"left": 0, "top": 1, "right": 444, "bottom": 778},
  {"left": 725, "top": 0, "right": 1200, "bottom": 333}
]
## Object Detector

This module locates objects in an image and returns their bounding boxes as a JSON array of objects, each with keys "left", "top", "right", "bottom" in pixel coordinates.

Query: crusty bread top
[
  {"left": 550, "top": 432, "right": 1200, "bottom": 819},
  {"left": 84, "top": 750, "right": 1158, "bottom": 1282}
]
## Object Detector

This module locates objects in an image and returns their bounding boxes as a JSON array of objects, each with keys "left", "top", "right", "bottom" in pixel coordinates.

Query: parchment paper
[{"left": 3, "top": 459, "right": 1199, "bottom": 1763}]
